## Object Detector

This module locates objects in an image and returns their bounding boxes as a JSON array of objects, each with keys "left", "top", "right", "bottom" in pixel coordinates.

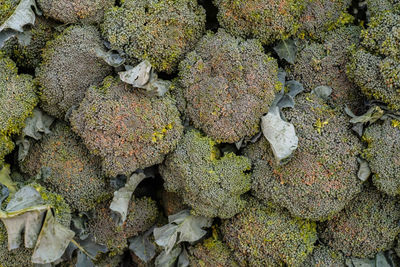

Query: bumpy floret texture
[
  {"left": 300, "top": 244, "right": 345, "bottom": 267},
  {"left": 160, "top": 130, "right": 251, "bottom": 219},
  {"left": 244, "top": 93, "right": 363, "bottom": 221},
  {"left": 290, "top": 26, "right": 363, "bottom": 109},
  {"left": 0, "top": 55, "right": 38, "bottom": 163},
  {"left": 179, "top": 29, "right": 279, "bottom": 143},
  {"left": 89, "top": 198, "right": 159, "bottom": 255},
  {"left": 363, "top": 120, "right": 400, "bottom": 196},
  {"left": 70, "top": 76, "right": 183, "bottom": 177},
  {"left": 320, "top": 185, "right": 400, "bottom": 258},
  {"left": 298, "top": 0, "right": 352, "bottom": 40},
  {"left": 102, "top": 0, "right": 206, "bottom": 73},
  {"left": 366, "top": 0, "right": 400, "bottom": 17},
  {"left": 214, "top": 0, "right": 306, "bottom": 44},
  {"left": 0, "top": 0, "right": 19, "bottom": 25},
  {"left": 222, "top": 197, "right": 317, "bottom": 266},
  {"left": 36, "top": 25, "right": 112, "bottom": 119},
  {"left": 37, "top": 0, "right": 115, "bottom": 24},
  {"left": 189, "top": 235, "right": 239, "bottom": 267},
  {"left": 20, "top": 122, "right": 110, "bottom": 212}
]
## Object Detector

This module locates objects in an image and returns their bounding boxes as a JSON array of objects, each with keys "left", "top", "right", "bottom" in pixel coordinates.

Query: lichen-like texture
[
  {"left": 244, "top": 93, "right": 363, "bottom": 221},
  {"left": 290, "top": 26, "right": 363, "bottom": 109},
  {"left": 89, "top": 198, "right": 159, "bottom": 255},
  {"left": 0, "top": 0, "right": 19, "bottom": 25},
  {"left": 214, "top": 0, "right": 306, "bottom": 44},
  {"left": 160, "top": 130, "right": 251, "bottom": 219},
  {"left": 70, "top": 76, "right": 183, "bottom": 177},
  {"left": 179, "top": 29, "right": 279, "bottom": 143},
  {"left": 300, "top": 244, "right": 345, "bottom": 267},
  {"left": 320, "top": 185, "right": 400, "bottom": 258},
  {"left": 347, "top": 6, "right": 400, "bottom": 110},
  {"left": 102, "top": 0, "right": 206, "bottom": 73},
  {"left": 189, "top": 235, "right": 239, "bottom": 267},
  {"left": 36, "top": 25, "right": 112, "bottom": 119},
  {"left": 20, "top": 122, "right": 110, "bottom": 212},
  {"left": 0, "top": 54, "right": 38, "bottom": 163},
  {"left": 37, "top": 0, "right": 115, "bottom": 24},
  {"left": 363, "top": 120, "right": 400, "bottom": 196},
  {"left": 298, "top": 0, "right": 352, "bottom": 40},
  {"left": 222, "top": 197, "right": 317, "bottom": 266}
]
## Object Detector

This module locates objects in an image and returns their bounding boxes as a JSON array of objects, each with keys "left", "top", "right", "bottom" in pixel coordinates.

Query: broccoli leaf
[
  {"left": 273, "top": 39, "right": 297, "bottom": 64},
  {"left": 129, "top": 227, "right": 156, "bottom": 263},
  {"left": 312, "top": 86, "right": 332, "bottom": 101},
  {"left": 155, "top": 245, "right": 182, "bottom": 267},
  {"left": 109, "top": 172, "right": 147, "bottom": 225},
  {"left": 177, "top": 247, "right": 189, "bottom": 267},
  {"left": 76, "top": 250, "right": 95, "bottom": 267},
  {"left": 153, "top": 210, "right": 212, "bottom": 254},
  {"left": 0, "top": 164, "right": 17, "bottom": 195},
  {"left": 357, "top": 158, "right": 371, "bottom": 182},
  {"left": 0, "top": 0, "right": 41, "bottom": 48},
  {"left": 95, "top": 47, "right": 125, "bottom": 68},
  {"left": 0, "top": 183, "right": 9, "bottom": 207}
]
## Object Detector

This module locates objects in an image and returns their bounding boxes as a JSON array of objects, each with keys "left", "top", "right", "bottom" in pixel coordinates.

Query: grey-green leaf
[
  {"left": 312, "top": 86, "right": 332, "bottom": 101},
  {"left": 357, "top": 158, "right": 371, "bottom": 182},
  {"left": 155, "top": 246, "right": 182, "bottom": 267},
  {"left": 273, "top": 39, "right": 297, "bottom": 64},
  {"left": 129, "top": 228, "right": 156, "bottom": 263}
]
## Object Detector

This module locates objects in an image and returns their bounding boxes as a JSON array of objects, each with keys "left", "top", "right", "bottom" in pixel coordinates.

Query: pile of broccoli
[{"left": 1, "top": 0, "right": 400, "bottom": 265}]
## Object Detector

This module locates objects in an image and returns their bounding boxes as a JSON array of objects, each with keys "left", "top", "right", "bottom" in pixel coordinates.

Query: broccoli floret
[
  {"left": 102, "top": 0, "right": 206, "bottom": 73},
  {"left": 365, "top": 0, "right": 400, "bottom": 18},
  {"left": 189, "top": 234, "right": 239, "bottom": 267},
  {"left": 37, "top": 0, "right": 115, "bottom": 24},
  {"left": 222, "top": 197, "right": 317, "bottom": 266},
  {"left": 36, "top": 25, "right": 113, "bottom": 119},
  {"left": 0, "top": 54, "right": 38, "bottom": 164},
  {"left": 300, "top": 244, "right": 345, "bottom": 267},
  {"left": 160, "top": 129, "right": 251, "bottom": 219},
  {"left": 20, "top": 122, "right": 110, "bottom": 212},
  {"left": 0, "top": 0, "right": 19, "bottom": 25},
  {"left": 70, "top": 76, "right": 183, "bottom": 177},
  {"left": 89, "top": 197, "right": 159, "bottom": 256},
  {"left": 298, "top": 0, "right": 353, "bottom": 40},
  {"left": 320, "top": 185, "right": 400, "bottom": 258},
  {"left": 213, "top": 0, "right": 307, "bottom": 44},
  {"left": 362, "top": 120, "right": 400, "bottom": 196},
  {"left": 244, "top": 93, "right": 363, "bottom": 221},
  {"left": 290, "top": 26, "right": 363, "bottom": 109},
  {"left": 178, "top": 29, "right": 279, "bottom": 143}
]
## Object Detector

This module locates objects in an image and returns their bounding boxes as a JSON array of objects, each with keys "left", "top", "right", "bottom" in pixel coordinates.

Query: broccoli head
[
  {"left": 213, "top": 0, "right": 307, "bottom": 44},
  {"left": 36, "top": 25, "right": 113, "bottom": 119},
  {"left": 244, "top": 93, "right": 363, "bottom": 221},
  {"left": 0, "top": 54, "right": 38, "bottom": 163},
  {"left": 179, "top": 29, "right": 279, "bottom": 143},
  {"left": 300, "top": 244, "right": 345, "bottom": 267},
  {"left": 20, "top": 121, "right": 110, "bottom": 212},
  {"left": 222, "top": 197, "right": 317, "bottom": 266},
  {"left": 366, "top": 0, "right": 400, "bottom": 17},
  {"left": 0, "top": 0, "right": 19, "bottom": 25},
  {"left": 159, "top": 129, "right": 251, "bottom": 219},
  {"left": 362, "top": 119, "right": 400, "bottom": 196},
  {"left": 37, "top": 0, "right": 115, "bottom": 24},
  {"left": 70, "top": 76, "right": 183, "bottom": 177},
  {"left": 89, "top": 197, "right": 159, "bottom": 256},
  {"left": 298, "top": 0, "right": 353, "bottom": 40},
  {"left": 102, "top": 0, "right": 206, "bottom": 73},
  {"left": 290, "top": 26, "right": 363, "bottom": 109},
  {"left": 320, "top": 185, "right": 400, "bottom": 258}
]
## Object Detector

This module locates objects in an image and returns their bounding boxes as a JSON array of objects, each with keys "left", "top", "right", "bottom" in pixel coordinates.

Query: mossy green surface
[{"left": 0, "top": 0, "right": 19, "bottom": 25}]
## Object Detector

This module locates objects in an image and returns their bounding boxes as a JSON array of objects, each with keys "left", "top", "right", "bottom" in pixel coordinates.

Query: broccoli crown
[
  {"left": 36, "top": 25, "right": 113, "bottom": 119},
  {"left": 0, "top": 54, "right": 38, "bottom": 162},
  {"left": 300, "top": 244, "right": 345, "bottom": 267},
  {"left": 37, "top": 0, "right": 115, "bottom": 24},
  {"left": 346, "top": 8, "right": 400, "bottom": 110},
  {"left": 362, "top": 120, "right": 400, "bottom": 196},
  {"left": 298, "top": 0, "right": 353, "bottom": 40},
  {"left": 0, "top": 222, "right": 33, "bottom": 267},
  {"left": 290, "top": 26, "right": 363, "bottom": 109},
  {"left": 0, "top": 0, "right": 19, "bottom": 25},
  {"left": 70, "top": 76, "right": 183, "bottom": 177},
  {"left": 214, "top": 0, "right": 307, "bottom": 44},
  {"left": 189, "top": 234, "right": 239, "bottom": 267},
  {"left": 222, "top": 197, "right": 317, "bottom": 266},
  {"left": 244, "top": 93, "right": 363, "bottom": 221},
  {"left": 366, "top": 0, "right": 400, "bottom": 18},
  {"left": 20, "top": 122, "right": 110, "bottom": 212},
  {"left": 89, "top": 198, "right": 159, "bottom": 255},
  {"left": 320, "top": 185, "right": 400, "bottom": 258},
  {"left": 160, "top": 129, "right": 251, "bottom": 219},
  {"left": 179, "top": 29, "right": 279, "bottom": 143},
  {"left": 102, "top": 0, "right": 206, "bottom": 73}
]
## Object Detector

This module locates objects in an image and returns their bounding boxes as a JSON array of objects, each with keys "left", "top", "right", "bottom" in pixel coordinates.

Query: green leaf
[
  {"left": 155, "top": 246, "right": 182, "bottom": 267},
  {"left": 312, "top": 86, "right": 332, "bottom": 101},
  {"left": 273, "top": 39, "right": 297, "bottom": 64},
  {"left": 129, "top": 227, "right": 156, "bottom": 263}
]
